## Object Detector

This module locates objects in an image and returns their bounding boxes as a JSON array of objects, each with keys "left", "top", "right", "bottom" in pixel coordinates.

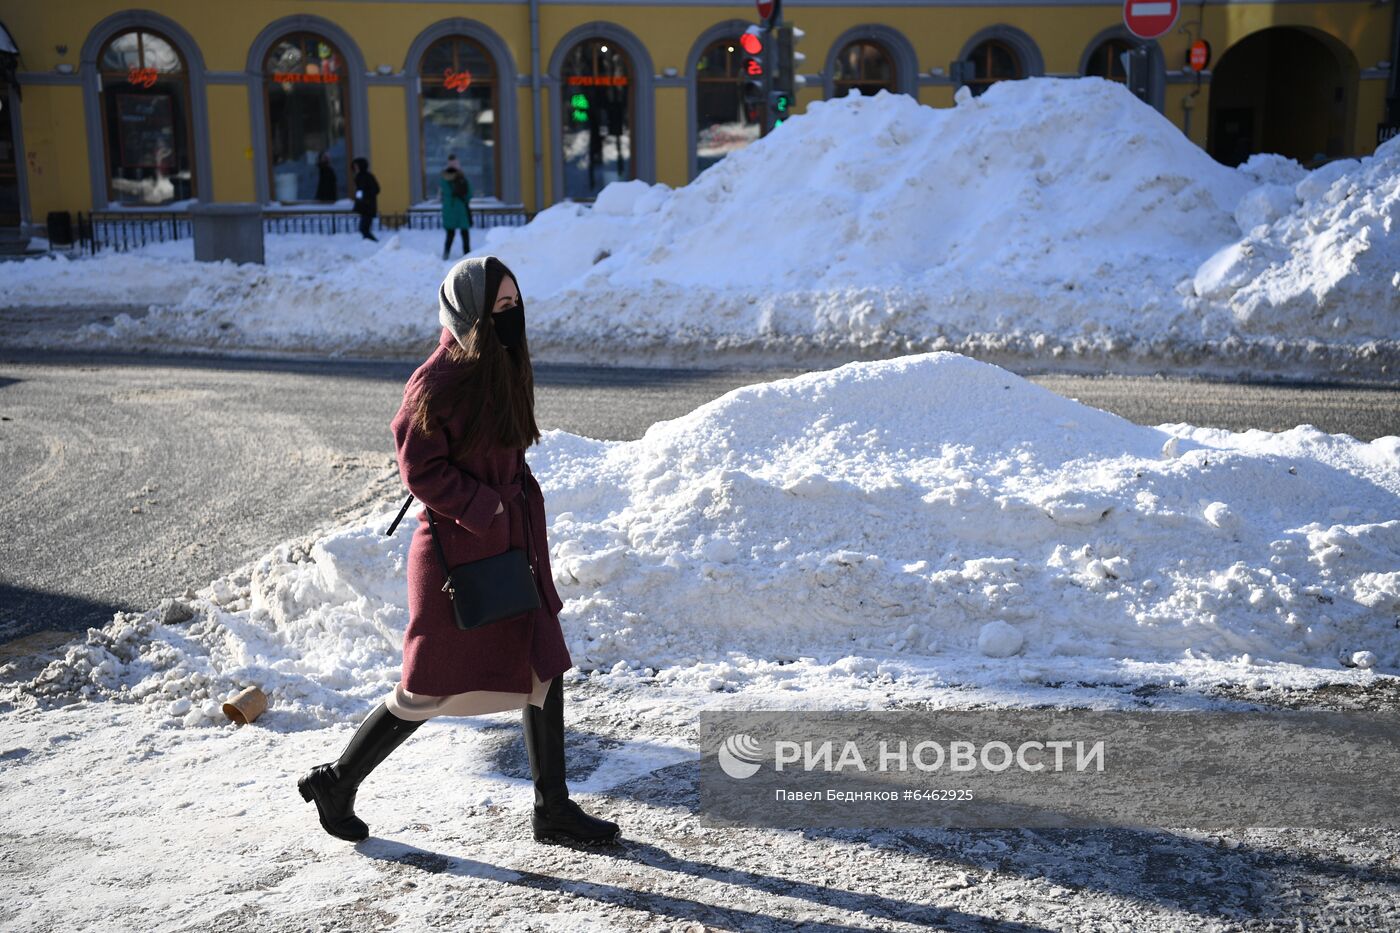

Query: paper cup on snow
[{"left": 222, "top": 685, "right": 268, "bottom": 724}]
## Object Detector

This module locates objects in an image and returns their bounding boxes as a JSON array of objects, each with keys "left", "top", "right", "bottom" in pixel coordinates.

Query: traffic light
[
  {"left": 739, "top": 23, "right": 769, "bottom": 125},
  {"left": 767, "top": 88, "right": 791, "bottom": 128},
  {"left": 771, "top": 24, "right": 805, "bottom": 129}
]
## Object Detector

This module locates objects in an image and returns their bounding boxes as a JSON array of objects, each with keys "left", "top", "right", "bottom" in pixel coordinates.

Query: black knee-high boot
[
  {"left": 522, "top": 676, "right": 621, "bottom": 844},
  {"left": 298, "top": 701, "right": 426, "bottom": 841}
]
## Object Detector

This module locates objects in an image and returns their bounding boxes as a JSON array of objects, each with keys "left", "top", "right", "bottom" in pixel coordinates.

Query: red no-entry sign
[{"left": 1123, "top": 0, "right": 1179, "bottom": 40}]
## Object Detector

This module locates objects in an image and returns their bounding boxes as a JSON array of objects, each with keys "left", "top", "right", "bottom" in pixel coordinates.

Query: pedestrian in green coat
[{"left": 440, "top": 153, "right": 472, "bottom": 260}]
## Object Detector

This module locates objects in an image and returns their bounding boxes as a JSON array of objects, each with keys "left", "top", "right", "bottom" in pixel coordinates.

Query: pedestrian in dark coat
[
  {"left": 439, "top": 153, "right": 472, "bottom": 260},
  {"left": 315, "top": 151, "right": 338, "bottom": 202},
  {"left": 352, "top": 156, "right": 379, "bottom": 241},
  {"left": 297, "top": 254, "right": 621, "bottom": 848}
]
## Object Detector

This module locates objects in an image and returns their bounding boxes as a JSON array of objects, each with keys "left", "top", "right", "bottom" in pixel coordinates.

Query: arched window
[
  {"left": 695, "top": 36, "right": 760, "bottom": 175},
  {"left": 419, "top": 35, "right": 498, "bottom": 201},
  {"left": 832, "top": 40, "right": 895, "bottom": 98},
  {"left": 97, "top": 29, "right": 194, "bottom": 205},
  {"left": 560, "top": 38, "right": 634, "bottom": 200},
  {"left": 965, "top": 39, "right": 1023, "bottom": 97},
  {"left": 1084, "top": 37, "right": 1133, "bottom": 83},
  {"left": 262, "top": 32, "right": 349, "bottom": 203}
]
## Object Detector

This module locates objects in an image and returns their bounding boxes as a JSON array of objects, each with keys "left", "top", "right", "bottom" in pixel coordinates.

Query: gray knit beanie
[{"left": 438, "top": 256, "right": 489, "bottom": 346}]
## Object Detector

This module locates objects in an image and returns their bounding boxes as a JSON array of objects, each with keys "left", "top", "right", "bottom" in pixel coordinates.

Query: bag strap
[
  {"left": 423, "top": 508, "right": 455, "bottom": 591},
  {"left": 385, "top": 492, "right": 414, "bottom": 537}
]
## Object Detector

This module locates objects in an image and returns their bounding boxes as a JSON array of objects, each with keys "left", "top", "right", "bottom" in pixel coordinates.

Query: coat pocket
[
  {"left": 475, "top": 506, "right": 512, "bottom": 557},
  {"left": 438, "top": 504, "right": 511, "bottom": 567}
]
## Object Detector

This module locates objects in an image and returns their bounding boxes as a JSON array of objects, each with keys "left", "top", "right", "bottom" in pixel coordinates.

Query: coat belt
[
  {"left": 484, "top": 464, "right": 529, "bottom": 503},
  {"left": 490, "top": 480, "right": 524, "bottom": 501}
]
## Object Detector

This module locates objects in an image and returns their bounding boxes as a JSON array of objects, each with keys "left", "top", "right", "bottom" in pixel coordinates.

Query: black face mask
[{"left": 492, "top": 298, "right": 525, "bottom": 349}]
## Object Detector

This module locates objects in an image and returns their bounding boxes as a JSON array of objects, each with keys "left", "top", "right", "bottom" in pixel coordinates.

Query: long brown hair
[{"left": 408, "top": 256, "right": 541, "bottom": 459}]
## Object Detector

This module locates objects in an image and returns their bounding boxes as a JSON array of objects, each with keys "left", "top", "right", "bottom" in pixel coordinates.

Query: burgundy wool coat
[{"left": 389, "top": 327, "right": 572, "bottom": 696}]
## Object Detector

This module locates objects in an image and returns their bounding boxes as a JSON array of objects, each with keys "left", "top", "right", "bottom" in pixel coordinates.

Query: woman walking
[
  {"left": 297, "top": 255, "right": 621, "bottom": 847},
  {"left": 440, "top": 153, "right": 472, "bottom": 259}
]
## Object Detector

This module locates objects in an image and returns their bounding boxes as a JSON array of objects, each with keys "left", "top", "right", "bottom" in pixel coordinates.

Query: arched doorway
[
  {"left": 1, "top": 19, "right": 23, "bottom": 230},
  {"left": 1083, "top": 37, "right": 1133, "bottom": 83},
  {"left": 417, "top": 34, "right": 499, "bottom": 201},
  {"left": 1077, "top": 26, "right": 1166, "bottom": 114},
  {"left": 262, "top": 32, "right": 351, "bottom": 203},
  {"left": 832, "top": 39, "right": 896, "bottom": 98},
  {"left": 404, "top": 19, "right": 520, "bottom": 206},
  {"left": 1208, "top": 26, "right": 1356, "bottom": 167},
  {"left": 965, "top": 38, "right": 1023, "bottom": 97},
  {"left": 559, "top": 37, "right": 635, "bottom": 199},
  {"left": 694, "top": 34, "right": 761, "bottom": 175},
  {"left": 97, "top": 28, "right": 195, "bottom": 205}
]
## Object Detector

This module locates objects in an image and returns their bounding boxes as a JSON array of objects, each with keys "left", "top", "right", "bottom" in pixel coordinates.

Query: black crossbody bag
[{"left": 384, "top": 461, "right": 542, "bottom": 630}]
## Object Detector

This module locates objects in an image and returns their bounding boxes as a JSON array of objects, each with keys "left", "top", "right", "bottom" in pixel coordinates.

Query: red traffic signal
[{"left": 740, "top": 32, "right": 763, "bottom": 55}]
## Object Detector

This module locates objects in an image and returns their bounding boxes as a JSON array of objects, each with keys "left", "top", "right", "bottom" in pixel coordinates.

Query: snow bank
[
  {"left": 2, "top": 77, "right": 1396, "bottom": 378},
  {"left": 11, "top": 353, "right": 1397, "bottom": 727},
  {"left": 0, "top": 232, "right": 454, "bottom": 356},
  {"left": 1186, "top": 140, "right": 1400, "bottom": 341}
]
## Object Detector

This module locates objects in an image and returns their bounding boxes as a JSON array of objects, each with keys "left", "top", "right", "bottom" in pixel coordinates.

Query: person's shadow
[
  {"left": 357, "top": 833, "right": 1048, "bottom": 932},
  {"left": 355, "top": 731, "right": 1400, "bottom": 930}
]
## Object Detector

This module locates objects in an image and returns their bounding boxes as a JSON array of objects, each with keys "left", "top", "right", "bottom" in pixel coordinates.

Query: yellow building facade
[{"left": 0, "top": 0, "right": 1394, "bottom": 234}]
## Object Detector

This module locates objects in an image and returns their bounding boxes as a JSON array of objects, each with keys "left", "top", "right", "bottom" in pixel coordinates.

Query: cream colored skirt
[{"left": 384, "top": 664, "right": 552, "bottom": 721}]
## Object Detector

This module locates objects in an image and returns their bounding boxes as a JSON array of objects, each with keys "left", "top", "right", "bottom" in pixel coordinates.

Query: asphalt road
[{"left": 2, "top": 346, "right": 1397, "bottom": 651}]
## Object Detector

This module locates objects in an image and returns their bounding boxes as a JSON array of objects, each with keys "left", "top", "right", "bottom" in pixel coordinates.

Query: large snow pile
[
  {"left": 3, "top": 77, "right": 1397, "bottom": 378},
  {"left": 11, "top": 353, "right": 1397, "bottom": 728}
]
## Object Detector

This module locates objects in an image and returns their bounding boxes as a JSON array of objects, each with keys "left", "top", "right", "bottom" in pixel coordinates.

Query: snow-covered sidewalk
[
  {"left": 4, "top": 78, "right": 1397, "bottom": 383},
  {"left": 5, "top": 674, "right": 1399, "bottom": 931},
  {"left": 3, "top": 348, "right": 1397, "bottom": 929}
]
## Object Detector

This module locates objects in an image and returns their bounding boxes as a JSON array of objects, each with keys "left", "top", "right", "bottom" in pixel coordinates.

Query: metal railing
[
  {"left": 75, "top": 206, "right": 536, "bottom": 254},
  {"left": 76, "top": 211, "right": 193, "bottom": 254}
]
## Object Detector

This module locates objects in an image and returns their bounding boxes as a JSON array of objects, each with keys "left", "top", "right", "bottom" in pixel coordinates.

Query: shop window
[
  {"left": 263, "top": 33, "right": 349, "bottom": 203},
  {"left": 695, "top": 37, "right": 761, "bottom": 175},
  {"left": 560, "top": 39, "right": 634, "bottom": 199},
  {"left": 966, "top": 39, "right": 1022, "bottom": 97},
  {"left": 833, "top": 40, "right": 895, "bottom": 98},
  {"left": 1085, "top": 38, "right": 1133, "bottom": 83},
  {"left": 97, "top": 29, "right": 194, "bottom": 205},
  {"left": 419, "top": 35, "right": 498, "bottom": 201}
]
